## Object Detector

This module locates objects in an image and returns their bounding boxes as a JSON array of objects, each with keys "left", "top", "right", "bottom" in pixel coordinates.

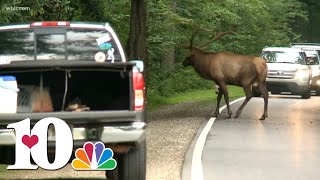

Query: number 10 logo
[{"left": 7, "top": 118, "right": 73, "bottom": 170}]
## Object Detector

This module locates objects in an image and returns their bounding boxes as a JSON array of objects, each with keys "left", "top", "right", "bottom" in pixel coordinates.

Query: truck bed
[{"left": 0, "top": 61, "right": 135, "bottom": 115}]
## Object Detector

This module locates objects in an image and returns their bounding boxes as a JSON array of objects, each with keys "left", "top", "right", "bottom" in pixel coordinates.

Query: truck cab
[{"left": 260, "top": 47, "right": 311, "bottom": 99}]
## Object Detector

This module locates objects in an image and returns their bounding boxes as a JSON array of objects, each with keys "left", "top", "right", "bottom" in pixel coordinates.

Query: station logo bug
[{"left": 6, "top": 118, "right": 117, "bottom": 171}]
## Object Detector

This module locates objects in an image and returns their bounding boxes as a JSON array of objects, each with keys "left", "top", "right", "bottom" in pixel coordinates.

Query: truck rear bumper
[{"left": 0, "top": 122, "right": 146, "bottom": 146}]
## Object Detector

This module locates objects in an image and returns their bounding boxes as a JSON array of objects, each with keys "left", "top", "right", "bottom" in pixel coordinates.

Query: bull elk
[{"left": 182, "top": 29, "right": 268, "bottom": 120}]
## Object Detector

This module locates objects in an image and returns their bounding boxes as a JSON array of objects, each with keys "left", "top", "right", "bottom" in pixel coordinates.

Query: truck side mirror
[{"left": 131, "top": 60, "right": 144, "bottom": 72}]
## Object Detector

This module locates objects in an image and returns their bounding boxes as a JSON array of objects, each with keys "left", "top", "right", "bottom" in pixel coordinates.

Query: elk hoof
[
  {"left": 259, "top": 115, "right": 267, "bottom": 120},
  {"left": 212, "top": 113, "right": 219, "bottom": 117},
  {"left": 234, "top": 111, "right": 241, "bottom": 118},
  {"left": 212, "top": 110, "right": 220, "bottom": 117}
]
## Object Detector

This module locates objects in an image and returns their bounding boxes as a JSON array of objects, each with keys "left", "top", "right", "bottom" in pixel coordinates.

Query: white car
[
  {"left": 256, "top": 47, "right": 311, "bottom": 99},
  {"left": 291, "top": 43, "right": 320, "bottom": 95}
]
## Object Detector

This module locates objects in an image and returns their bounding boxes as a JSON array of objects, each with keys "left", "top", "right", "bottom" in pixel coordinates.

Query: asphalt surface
[{"left": 201, "top": 95, "right": 320, "bottom": 180}]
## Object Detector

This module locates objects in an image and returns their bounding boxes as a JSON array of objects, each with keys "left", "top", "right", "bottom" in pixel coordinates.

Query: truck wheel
[
  {"left": 106, "top": 165, "right": 118, "bottom": 180},
  {"left": 106, "top": 140, "right": 146, "bottom": 180},
  {"left": 301, "top": 89, "right": 311, "bottom": 99},
  {"left": 316, "top": 88, "right": 320, "bottom": 96},
  {"left": 0, "top": 147, "right": 15, "bottom": 164},
  {"left": 252, "top": 86, "right": 261, "bottom": 97}
]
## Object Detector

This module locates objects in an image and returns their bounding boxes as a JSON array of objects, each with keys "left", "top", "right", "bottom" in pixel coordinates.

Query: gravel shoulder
[{"left": 146, "top": 100, "right": 215, "bottom": 180}]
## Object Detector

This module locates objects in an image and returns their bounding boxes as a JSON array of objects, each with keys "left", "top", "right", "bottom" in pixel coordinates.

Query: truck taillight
[
  {"left": 31, "top": 21, "right": 70, "bottom": 27},
  {"left": 133, "top": 71, "right": 145, "bottom": 111}
]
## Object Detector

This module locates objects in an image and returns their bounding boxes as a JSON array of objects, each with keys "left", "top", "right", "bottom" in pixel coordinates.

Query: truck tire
[
  {"left": 316, "top": 88, "right": 320, "bottom": 96},
  {"left": 0, "top": 147, "right": 15, "bottom": 164},
  {"left": 106, "top": 140, "right": 146, "bottom": 180},
  {"left": 301, "top": 89, "right": 311, "bottom": 99},
  {"left": 252, "top": 86, "right": 261, "bottom": 97}
]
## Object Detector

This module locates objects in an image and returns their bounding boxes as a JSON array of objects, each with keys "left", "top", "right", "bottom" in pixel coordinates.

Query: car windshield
[
  {"left": 261, "top": 51, "right": 306, "bottom": 65},
  {"left": 0, "top": 28, "right": 121, "bottom": 61}
]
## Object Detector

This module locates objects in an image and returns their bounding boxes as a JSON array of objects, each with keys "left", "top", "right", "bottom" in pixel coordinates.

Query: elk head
[
  {"left": 182, "top": 29, "right": 236, "bottom": 66},
  {"left": 182, "top": 54, "right": 195, "bottom": 66}
]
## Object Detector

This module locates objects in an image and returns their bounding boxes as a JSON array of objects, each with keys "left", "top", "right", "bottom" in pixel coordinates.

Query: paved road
[{"left": 202, "top": 95, "right": 320, "bottom": 180}]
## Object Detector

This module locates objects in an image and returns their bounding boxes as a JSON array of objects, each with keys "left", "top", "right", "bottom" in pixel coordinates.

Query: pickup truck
[{"left": 0, "top": 21, "right": 146, "bottom": 180}]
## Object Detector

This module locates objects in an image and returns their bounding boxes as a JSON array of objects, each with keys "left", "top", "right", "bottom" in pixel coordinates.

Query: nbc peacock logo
[{"left": 71, "top": 141, "right": 117, "bottom": 170}]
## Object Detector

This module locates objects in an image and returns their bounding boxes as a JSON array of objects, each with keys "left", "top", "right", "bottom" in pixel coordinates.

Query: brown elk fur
[{"left": 183, "top": 32, "right": 268, "bottom": 120}]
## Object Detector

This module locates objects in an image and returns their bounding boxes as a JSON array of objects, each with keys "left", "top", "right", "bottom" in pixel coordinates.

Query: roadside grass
[
  {"left": 0, "top": 164, "right": 32, "bottom": 178},
  {"left": 147, "top": 86, "right": 245, "bottom": 111},
  {"left": 0, "top": 164, "right": 6, "bottom": 174}
]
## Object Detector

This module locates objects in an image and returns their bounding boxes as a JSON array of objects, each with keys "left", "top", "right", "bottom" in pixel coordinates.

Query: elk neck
[{"left": 191, "top": 48, "right": 216, "bottom": 80}]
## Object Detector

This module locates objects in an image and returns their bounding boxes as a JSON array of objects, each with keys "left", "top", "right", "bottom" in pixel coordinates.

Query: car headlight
[{"left": 295, "top": 69, "right": 309, "bottom": 80}]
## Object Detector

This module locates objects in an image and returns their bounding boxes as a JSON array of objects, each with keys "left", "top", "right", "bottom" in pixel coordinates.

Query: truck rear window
[
  {"left": 0, "top": 30, "right": 34, "bottom": 61},
  {"left": 0, "top": 28, "right": 121, "bottom": 62}
]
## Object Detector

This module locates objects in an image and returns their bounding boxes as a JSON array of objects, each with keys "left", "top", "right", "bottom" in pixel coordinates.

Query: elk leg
[
  {"left": 258, "top": 83, "right": 269, "bottom": 120},
  {"left": 214, "top": 84, "right": 220, "bottom": 94},
  {"left": 220, "top": 84, "right": 232, "bottom": 118},
  {"left": 235, "top": 85, "right": 253, "bottom": 118},
  {"left": 213, "top": 90, "right": 223, "bottom": 117}
]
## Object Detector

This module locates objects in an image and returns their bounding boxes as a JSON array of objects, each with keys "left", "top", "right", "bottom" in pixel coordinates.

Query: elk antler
[
  {"left": 185, "top": 27, "right": 236, "bottom": 50},
  {"left": 189, "top": 28, "right": 216, "bottom": 49},
  {"left": 199, "top": 30, "right": 236, "bottom": 48}
]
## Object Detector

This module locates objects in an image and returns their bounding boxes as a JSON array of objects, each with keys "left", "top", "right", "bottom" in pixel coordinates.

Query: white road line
[{"left": 191, "top": 97, "right": 246, "bottom": 180}]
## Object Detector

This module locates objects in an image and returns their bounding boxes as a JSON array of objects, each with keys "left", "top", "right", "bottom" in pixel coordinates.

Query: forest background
[{"left": 1, "top": 0, "right": 319, "bottom": 107}]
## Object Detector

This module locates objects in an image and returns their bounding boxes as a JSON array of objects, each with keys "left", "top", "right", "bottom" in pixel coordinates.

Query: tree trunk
[
  {"left": 126, "top": 0, "right": 148, "bottom": 77},
  {"left": 162, "top": 0, "right": 176, "bottom": 71}
]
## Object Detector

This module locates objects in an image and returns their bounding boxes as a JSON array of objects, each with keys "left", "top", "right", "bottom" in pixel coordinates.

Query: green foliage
[
  {"left": 0, "top": 0, "right": 81, "bottom": 23},
  {"left": 75, "top": 0, "right": 130, "bottom": 43},
  {"left": 147, "top": 0, "right": 309, "bottom": 100},
  {"left": 147, "top": 86, "right": 245, "bottom": 111},
  {"left": 0, "top": 0, "right": 315, "bottom": 105},
  {"left": 147, "top": 64, "right": 213, "bottom": 97},
  {"left": 0, "top": 0, "right": 24, "bottom": 23}
]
